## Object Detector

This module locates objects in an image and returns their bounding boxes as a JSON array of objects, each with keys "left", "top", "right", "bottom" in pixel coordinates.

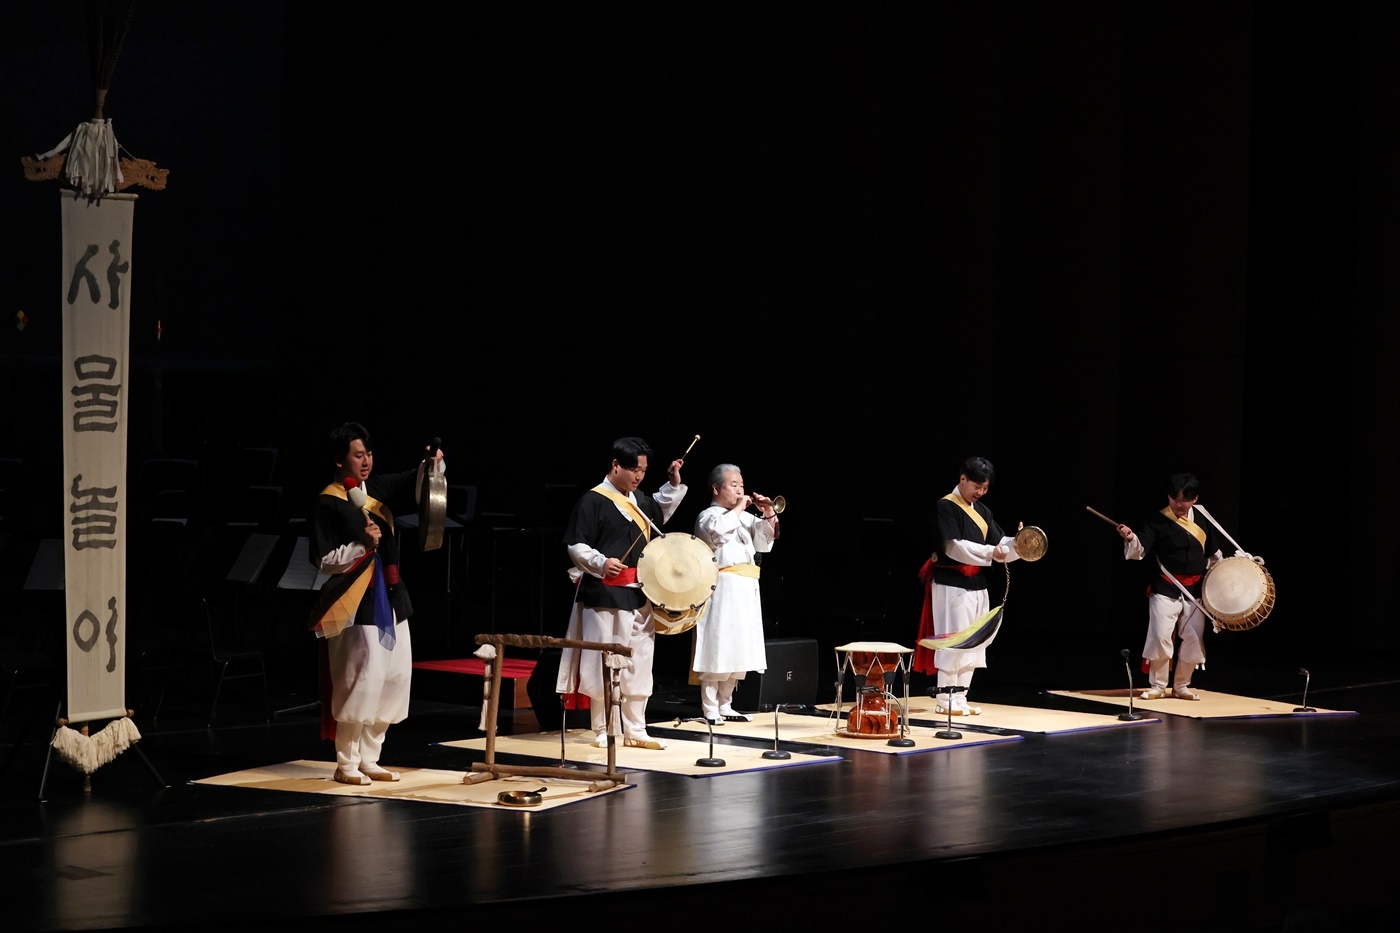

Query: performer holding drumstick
[
  {"left": 1103, "top": 472, "right": 1227, "bottom": 701},
  {"left": 554, "top": 436, "right": 688, "bottom": 749}
]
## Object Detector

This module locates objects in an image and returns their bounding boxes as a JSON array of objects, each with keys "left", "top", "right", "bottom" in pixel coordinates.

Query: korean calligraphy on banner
[{"left": 60, "top": 191, "right": 136, "bottom": 723}]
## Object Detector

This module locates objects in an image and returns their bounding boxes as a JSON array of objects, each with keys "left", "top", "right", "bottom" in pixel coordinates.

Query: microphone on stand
[
  {"left": 763, "top": 704, "right": 792, "bottom": 760},
  {"left": 1293, "top": 668, "right": 1317, "bottom": 713},
  {"left": 1118, "top": 649, "right": 1143, "bottom": 721},
  {"left": 676, "top": 717, "right": 726, "bottom": 767},
  {"left": 928, "top": 684, "right": 964, "bottom": 740}
]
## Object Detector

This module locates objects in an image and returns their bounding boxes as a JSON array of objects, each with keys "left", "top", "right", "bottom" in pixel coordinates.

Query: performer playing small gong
[
  {"left": 555, "top": 437, "right": 687, "bottom": 749},
  {"left": 691, "top": 463, "right": 778, "bottom": 725},
  {"left": 309, "top": 422, "right": 445, "bottom": 785},
  {"left": 921, "top": 457, "right": 1022, "bottom": 716},
  {"left": 1116, "top": 472, "right": 1227, "bottom": 700}
]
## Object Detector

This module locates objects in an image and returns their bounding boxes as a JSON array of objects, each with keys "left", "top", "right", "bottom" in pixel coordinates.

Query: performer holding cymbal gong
[{"left": 912, "top": 457, "right": 1035, "bottom": 716}]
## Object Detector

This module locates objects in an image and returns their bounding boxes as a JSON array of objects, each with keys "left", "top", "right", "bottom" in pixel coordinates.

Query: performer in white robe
[
  {"left": 692, "top": 464, "right": 778, "bottom": 724},
  {"left": 554, "top": 437, "right": 686, "bottom": 749}
]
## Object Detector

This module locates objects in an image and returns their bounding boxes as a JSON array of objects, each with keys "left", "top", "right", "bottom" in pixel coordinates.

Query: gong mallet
[
  {"left": 1294, "top": 668, "right": 1317, "bottom": 713},
  {"left": 677, "top": 717, "right": 725, "bottom": 767},
  {"left": 1086, "top": 505, "right": 1123, "bottom": 530},
  {"left": 1118, "top": 649, "right": 1144, "bottom": 721},
  {"left": 763, "top": 704, "right": 792, "bottom": 760}
]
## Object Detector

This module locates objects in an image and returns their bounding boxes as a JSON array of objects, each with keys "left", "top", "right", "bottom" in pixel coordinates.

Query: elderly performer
[
  {"left": 309, "top": 422, "right": 444, "bottom": 785},
  {"left": 1116, "top": 472, "right": 1226, "bottom": 700},
  {"left": 555, "top": 436, "right": 687, "bottom": 749},
  {"left": 924, "top": 456, "right": 1020, "bottom": 716},
  {"left": 692, "top": 463, "right": 779, "bottom": 725}
]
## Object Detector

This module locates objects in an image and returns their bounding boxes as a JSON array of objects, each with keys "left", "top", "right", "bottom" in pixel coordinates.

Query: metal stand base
[
  {"left": 763, "top": 703, "right": 792, "bottom": 759},
  {"left": 930, "top": 686, "right": 964, "bottom": 740}
]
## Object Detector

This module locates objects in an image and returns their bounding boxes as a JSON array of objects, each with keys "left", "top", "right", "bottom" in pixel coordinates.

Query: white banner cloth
[{"left": 60, "top": 192, "right": 136, "bottom": 723}]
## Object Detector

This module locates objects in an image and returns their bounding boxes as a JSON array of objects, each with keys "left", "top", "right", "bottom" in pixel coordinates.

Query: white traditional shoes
[
  {"left": 1140, "top": 685, "right": 1201, "bottom": 701},
  {"left": 332, "top": 768, "right": 371, "bottom": 786},
  {"left": 361, "top": 765, "right": 401, "bottom": 782}
]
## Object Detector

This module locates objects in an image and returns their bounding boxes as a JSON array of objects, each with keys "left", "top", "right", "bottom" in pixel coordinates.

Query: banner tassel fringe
[{"left": 51, "top": 717, "right": 142, "bottom": 775}]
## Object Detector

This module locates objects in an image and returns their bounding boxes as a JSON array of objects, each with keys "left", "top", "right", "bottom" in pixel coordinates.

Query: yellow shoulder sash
[
  {"left": 591, "top": 485, "right": 652, "bottom": 541},
  {"left": 1160, "top": 506, "right": 1206, "bottom": 549},
  {"left": 321, "top": 482, "right": 395, "bottom": 532},
  {"left": 943, "top": 492, "right": 989, "bottom": 540}
]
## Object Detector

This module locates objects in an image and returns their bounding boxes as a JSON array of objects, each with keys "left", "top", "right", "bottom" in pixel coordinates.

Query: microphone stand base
[
  {"left": 887, "top": 738, "right": 915, "bottom": 747},
  {"left": 762, "top": 750, "right": 791, "bottom": 760},
  {"left": 1117, "top": 712, "right": 1144, "bottom": 722},
  {"left": 1293, "top": 707, "right": 1317, "bottom": 713},
  {"left": 696, "top": 757, "right": 726, "bottom": 768},
  {"left": 935, "top": 730, "right": 962, "bottom": 740}
]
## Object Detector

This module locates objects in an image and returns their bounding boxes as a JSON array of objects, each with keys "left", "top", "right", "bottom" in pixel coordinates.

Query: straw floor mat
[
  {"left": 193, "top": 759, "right": 628, "bottom": 809},
  {"left": 1048, "top": 688, "right": 1357, "bottom": 720},
  {"left": 441, "top": 729, "right": 842, "bottom": 775}
]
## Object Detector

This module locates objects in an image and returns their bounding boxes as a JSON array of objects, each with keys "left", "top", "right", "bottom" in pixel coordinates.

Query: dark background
[{"left": 2, "top": 3, "right": 1396, "bottom": 701}]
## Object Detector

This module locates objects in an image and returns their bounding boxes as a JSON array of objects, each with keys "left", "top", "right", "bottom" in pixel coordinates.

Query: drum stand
[
  {"left": 676, "top": 717, "right": 725, "bottom": 767},
  {"left": 1118, "top": 649, "right": 1144, "bottom": 722},
  {"left": 888, "top": 667, "right": 914, "bottom": 748},
  {"left": 930, "top": 685, "right": 965, "bottom": 740},
  {"left": 1293, "top": 668, "right": 1317, "bottom": 713},
  {"left": 763, "top": 703, "right": 793, "bottom": 760}
]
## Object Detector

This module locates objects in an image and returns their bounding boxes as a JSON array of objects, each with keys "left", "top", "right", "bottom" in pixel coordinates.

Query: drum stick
[
  {"left": 1085, "top": 506, "right": 1121, "bottom": 527},
  {"left": 618, "top": 532, "right": 645, "bottom": 564},
  {"left": 681, "top": 434, "right": 700, "bottom": 459}
]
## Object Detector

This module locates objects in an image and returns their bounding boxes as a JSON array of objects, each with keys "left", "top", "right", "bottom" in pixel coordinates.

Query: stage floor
[{"left": 3, "top": 654, "right": 1399, "bottom": 933}]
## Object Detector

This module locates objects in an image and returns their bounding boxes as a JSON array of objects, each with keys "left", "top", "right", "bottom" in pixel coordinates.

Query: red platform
[{"left": 412, "top": 657, "right": 537, "bottom": 709}]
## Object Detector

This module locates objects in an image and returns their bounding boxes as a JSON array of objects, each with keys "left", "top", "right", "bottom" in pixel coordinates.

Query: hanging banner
[{"left": 60, "top": 191, "right": 136, "bottom": 724}]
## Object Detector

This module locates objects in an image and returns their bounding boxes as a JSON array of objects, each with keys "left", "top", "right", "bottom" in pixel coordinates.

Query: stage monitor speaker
[{"left": 734, "top": 638, "right": 818, "bottom": 711}]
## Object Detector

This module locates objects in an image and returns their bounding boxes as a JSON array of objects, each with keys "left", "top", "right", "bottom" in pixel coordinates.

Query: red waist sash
[{"left": 602, "top": 567, "right": 638, "bottom": 586}]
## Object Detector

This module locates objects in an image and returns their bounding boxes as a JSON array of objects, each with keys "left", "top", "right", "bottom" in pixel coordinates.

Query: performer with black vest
[
  {"left": 1116, "top": 472, "right": 1226, "bottom": 700},
  {"left": 916, "top": 456, "right": 1021, "bottom": 716},
  {"left": 555, "top": 436, "right": 687, "bottom": 749},
  {"left": 309, "top": 422, "right": 444, "bottom": 785}
]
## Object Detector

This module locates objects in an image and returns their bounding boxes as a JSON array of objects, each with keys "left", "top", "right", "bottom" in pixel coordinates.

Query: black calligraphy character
[
  {"left": 72, "top": 354, "right": 122, "bottom": 432},
  {"left": 103, "top": 596, "right": 119, "bottom": 672},
  {"left": 73, "top": 608, "right": 100, "bottom": 653},
  {"left": 69, "top": 474, "right": 119, "bottom": 550},
  {"left": 106, "top": 240, "right": 129, "bottom": 310},
  {"left": 66, "top": 243, "right": 101, "bottom": 305}
]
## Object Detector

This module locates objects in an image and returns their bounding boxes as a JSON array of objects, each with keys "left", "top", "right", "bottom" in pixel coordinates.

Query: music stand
[{"left": 930, "top": 685, "right": 964, "bottom": 740}]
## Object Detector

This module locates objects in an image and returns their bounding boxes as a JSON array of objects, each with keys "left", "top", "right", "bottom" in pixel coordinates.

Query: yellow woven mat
[
  {"left": 1047, "top": 688, "right": 1356, "bottom": 720},
  {"left": 813, "top": 701, "right": 1160, "bottom": 734},
  {"left": 441, "top": 729, "right": 840, "bottom": 775},
  {"left": 193, "top": 759, "right": 628, "bottom": 809},
  {"left": 662, "top": 711, "right": 1022, "bottom": 754}
]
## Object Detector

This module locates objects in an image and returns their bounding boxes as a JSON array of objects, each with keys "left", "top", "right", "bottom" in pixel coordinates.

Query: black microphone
[
  {"left": 1119, "top": 649, "right": 1142, "bottom": 721},
  {"left": 1294, "top": 668, "right": 1316, "bottom": 713}
]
